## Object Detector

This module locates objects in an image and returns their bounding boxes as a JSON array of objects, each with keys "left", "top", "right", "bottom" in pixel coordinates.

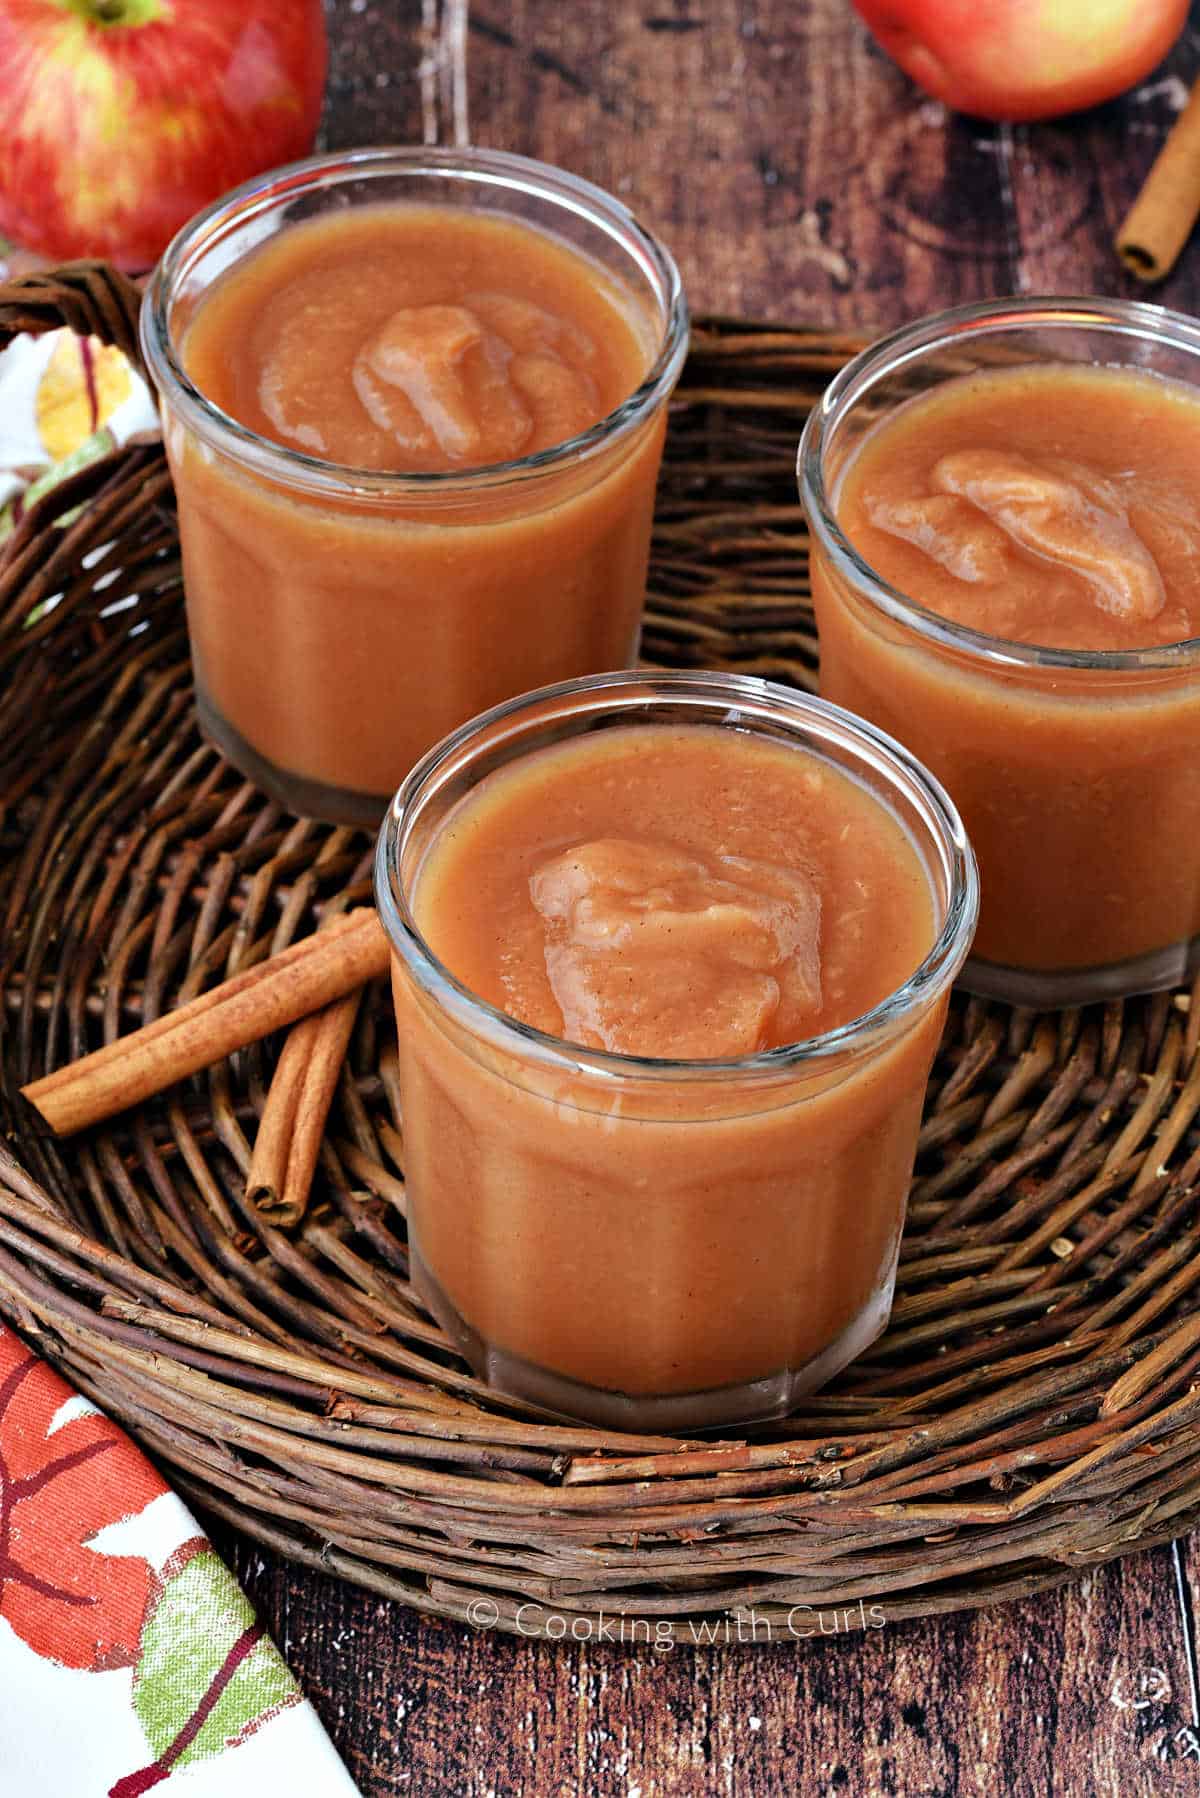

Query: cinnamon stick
[
  {"left": 22, "top": 910, "right": 389, "bottom": 1137},
  {"left": 1116, "top": 78, "right": 1200, "bottom": 283},
  {"left": 247, "top": 993, "right": 361, "bottom": 1228}
]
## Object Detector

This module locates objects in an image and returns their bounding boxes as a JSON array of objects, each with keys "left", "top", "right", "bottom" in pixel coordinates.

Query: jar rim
[
  {"left": 373, "top": 670, "right": 979, "bottom": 1083},
  {"left": 797, "top": 294, "right": 1200, "bottom": 674},
  {"left": 140, "top": 145, "right": 690, "bottom": 501}
]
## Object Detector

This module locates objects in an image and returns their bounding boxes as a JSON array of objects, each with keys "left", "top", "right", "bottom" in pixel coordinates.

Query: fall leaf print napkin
[
  {"left": 0, "top": 1323, "right": 362, "bottom": 1797},
  {"left": 0, "top": 328, "right": 159, "bottom": 538}
]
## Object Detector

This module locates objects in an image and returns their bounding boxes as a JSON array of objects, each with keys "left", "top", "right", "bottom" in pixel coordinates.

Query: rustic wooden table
[{"left": 211, "top": 3, "right": 1200, "bottom": 1792}]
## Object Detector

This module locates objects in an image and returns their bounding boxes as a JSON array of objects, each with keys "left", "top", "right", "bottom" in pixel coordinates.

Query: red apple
[
  {"left": 0, "top": 0, "right": 327, "bottom": 269},
  {"left": 853, "top": 0, "right": 1190, "bottom": 122}
]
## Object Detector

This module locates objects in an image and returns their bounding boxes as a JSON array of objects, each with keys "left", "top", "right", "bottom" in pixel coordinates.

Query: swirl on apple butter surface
[
  {"left": 410, "top": 724, "right": 936, "bottom": 1059},
  {"left": 184, "top": 206, "right": 650, "bottom": 473},
  {"left": 839, "top": 364, "right": 1200, "bottom": 651}
]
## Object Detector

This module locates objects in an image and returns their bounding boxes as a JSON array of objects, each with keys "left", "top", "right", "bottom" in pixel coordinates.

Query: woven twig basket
[{"left": 2, "top": 266, "right": 1199, "bottom": 1641}]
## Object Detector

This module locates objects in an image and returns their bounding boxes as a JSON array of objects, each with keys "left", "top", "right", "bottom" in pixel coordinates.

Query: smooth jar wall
[
  {"left": 800, "top": 297, "right": 1200, "bottom": 1009},
  {"left": 374, "top": 672, "right": 977, "bottom": 1432},
  {"left": 141, "top": 147, "right": 688, "bottom": 826}
]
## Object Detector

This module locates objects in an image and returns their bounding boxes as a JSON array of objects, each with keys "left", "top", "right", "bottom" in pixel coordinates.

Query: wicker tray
[{"left": 2, "top": 265, "right": 1199, "bottom": 1642}]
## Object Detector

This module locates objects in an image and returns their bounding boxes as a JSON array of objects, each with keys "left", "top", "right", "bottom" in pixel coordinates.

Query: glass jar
[
  {"left": 141, "top": 147, "right": 688, "bottom": 826},
  {"left": 374, "top": 670, "right": 977, "bottom": 1431},
  {"left": 800, "top": 296, "right": 1200, "bottom": 1007}
]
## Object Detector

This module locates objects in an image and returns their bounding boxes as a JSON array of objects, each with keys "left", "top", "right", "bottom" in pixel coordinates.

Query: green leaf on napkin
[
  {"left": 0, "top": 426, "right": 116, "bottom": 546},
  {"left": 130, "top": 1546, "right": 298, "bottom": 1776}
]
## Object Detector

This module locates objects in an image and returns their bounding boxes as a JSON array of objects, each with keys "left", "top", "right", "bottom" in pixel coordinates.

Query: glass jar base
[
  {"left": 196, "top": 686, "right": 388, "bottom": 828},
  {"left": 961, "top": 932, "right": 1200, "bottom": 1009},
  {"left": 412, "top": 1246, "right": 893, "bottom": 1433}
]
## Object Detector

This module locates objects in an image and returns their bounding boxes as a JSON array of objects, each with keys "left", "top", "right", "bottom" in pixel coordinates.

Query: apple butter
[
  {"left": 141, "top": 149, "right": 687, "bottom": 823},
  {"left": 375, "top": 673, "right": 977, "bottom": 1430},
  {"left": 802, "top": 300, "right": 1200, "bottom": 1006}
]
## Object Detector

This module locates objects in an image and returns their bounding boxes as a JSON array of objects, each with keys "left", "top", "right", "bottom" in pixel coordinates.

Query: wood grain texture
[
  {"left": 319, "top": 0, "right": 1200, "bottom": 329},
  {"left": 221, "top": 4, "right": 1200, "bottom": 1792},
  {"left": 220, "top": 1526, "right": 1200, "bottom": 1795}
]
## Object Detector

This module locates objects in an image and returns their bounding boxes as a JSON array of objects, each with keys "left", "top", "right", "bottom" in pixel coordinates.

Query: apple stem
[{"left": 74, "top": 0, "right": 163, "bottom": 26}]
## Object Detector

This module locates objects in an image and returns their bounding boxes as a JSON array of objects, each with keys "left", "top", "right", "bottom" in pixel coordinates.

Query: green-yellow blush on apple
[{"left": 853, "top": 0, "right": 1189, "bottom": 122}]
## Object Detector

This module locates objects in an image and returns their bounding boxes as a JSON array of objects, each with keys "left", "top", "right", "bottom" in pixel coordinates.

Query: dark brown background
[{"left": 211, "top": 2, "right": 1200, "bottom": 1792}]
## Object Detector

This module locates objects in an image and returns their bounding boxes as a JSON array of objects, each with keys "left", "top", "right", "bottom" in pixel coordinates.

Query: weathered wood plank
[
  {"left": 223, "top": 1527, "right": 1200, "bottom": 1795},
  {"left": 320, "top": 0, "right": 1200, "bottom": 328}
]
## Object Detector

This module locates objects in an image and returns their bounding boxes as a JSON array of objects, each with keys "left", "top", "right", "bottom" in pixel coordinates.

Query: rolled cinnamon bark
[
  {"left": 22, "top": 910, "right": 388, "bottom": 1136},
  {"left": 1117, "top": 79, "right": 1200, "bottom": 283},
  {"left": 248, "top": 993, "right": 361, "bottom": 1228}
]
